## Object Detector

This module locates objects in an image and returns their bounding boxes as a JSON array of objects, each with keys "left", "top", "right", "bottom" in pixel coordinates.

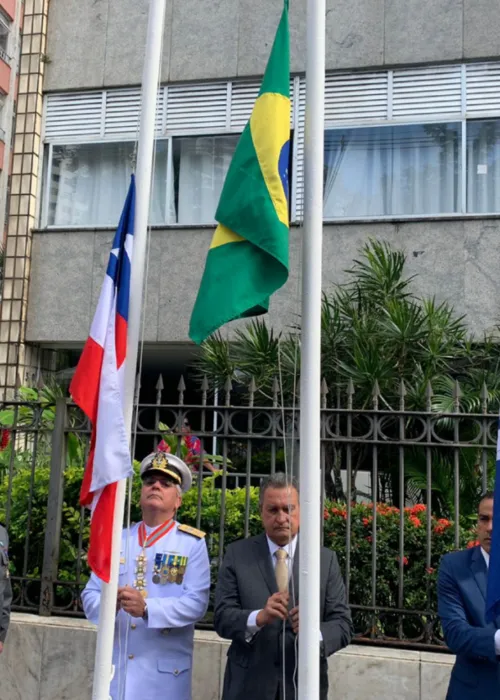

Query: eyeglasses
[{"left": 143, "top": 475, "right": 176, "bottom": 488}]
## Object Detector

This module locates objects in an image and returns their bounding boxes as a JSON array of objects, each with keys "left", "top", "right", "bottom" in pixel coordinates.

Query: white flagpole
[
  {"left": 298, "top": 0, "right": 325, "bottom": 697},
  {"left": 91, "top": 2, "right": 167, "bottom": 699}
]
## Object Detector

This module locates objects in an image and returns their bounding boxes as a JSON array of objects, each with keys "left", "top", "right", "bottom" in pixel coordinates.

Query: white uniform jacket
[{"left": 82, "top": 521, "right": 210, "bottom": 700}]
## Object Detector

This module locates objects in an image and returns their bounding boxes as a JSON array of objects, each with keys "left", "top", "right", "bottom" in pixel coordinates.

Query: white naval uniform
[{"left": 82, "top": 521, "right": 210, "bottom": 700}]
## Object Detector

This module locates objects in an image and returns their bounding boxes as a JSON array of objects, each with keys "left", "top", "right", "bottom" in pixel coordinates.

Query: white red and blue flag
[{"left": 70, "top": 176, "right": 136, "bottom": 582}]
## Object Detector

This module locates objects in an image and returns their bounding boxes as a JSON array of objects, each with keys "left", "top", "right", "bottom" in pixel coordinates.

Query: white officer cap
[{"left": 139, "top": 451, "right": 192, "bottom": 493}]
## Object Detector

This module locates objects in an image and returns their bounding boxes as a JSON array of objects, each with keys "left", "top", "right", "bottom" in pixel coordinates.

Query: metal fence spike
[
  {"left": 452, "top": 380, "right": 462, "bottom": 400},
  {"left": 224, "top": 376, "right": 233, "bottom": 393},
  {"left": 399, "top": 379, "right": 407, "bottom": 396},
  {"left": 156, "top": 374, "right": 164, "bottom": 391},
  {"left": 425, "top": 381, "right": 434, "bottom": 399},
  {"left": 480, "top": 382, "right": 489, "bottom": 402},
  {"left": 201, "top": 375, "right": 210, "bottom": 392},
  {"left": 248, "top": 377, "right": 257, "bottom": 394},
  {"left": 177, "top": 376, "right": 186, "bottom": 392},
  {"left": 272, "top": 377, "right": 280, "bottom": 396},
  {"left": 372, "top": 380, "right": 381, "bottom": 397},
  {"left": 347, "top": 378, "right": 355, "bottom": 396},
  {"left": 321, "top": 378, "right": 329, "bottom": 395}
]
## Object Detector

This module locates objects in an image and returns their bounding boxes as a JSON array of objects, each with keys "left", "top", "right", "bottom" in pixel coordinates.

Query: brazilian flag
[{"left": 189, "top": 0, "right": 290, "bottom": 345}]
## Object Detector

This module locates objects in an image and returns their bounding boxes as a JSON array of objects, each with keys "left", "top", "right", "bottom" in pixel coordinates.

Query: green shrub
[{"left": 0, "top": 465, "right": 477, "bottom": 642}]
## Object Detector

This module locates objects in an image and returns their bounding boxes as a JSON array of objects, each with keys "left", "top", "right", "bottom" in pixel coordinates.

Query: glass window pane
[
  {"left": 47, "top": 141, "right": 167, "bottom": 227},
  {"left": 172, "top": 135, "right": 239, "bottom": 225},
  {"left": 324, "top": 123, "right": 461, "bottom": 218},
  {"left": 466, "top": 119, "right": 500, "bottom": 213}
]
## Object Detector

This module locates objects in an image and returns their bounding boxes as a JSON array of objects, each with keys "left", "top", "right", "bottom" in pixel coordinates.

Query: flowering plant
[
  {"left": 157, "top": 421, "right": 231, "bottom": 472},
  {"left": 323, "top": 501, "right": 476, "bottom": 640}
]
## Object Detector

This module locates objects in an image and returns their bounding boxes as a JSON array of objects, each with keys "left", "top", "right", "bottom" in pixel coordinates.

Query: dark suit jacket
[
  {"left": 214, "top": 533, "right": 353, "bottom": 700},
  {"left": 438, "top": 546, "right": 500, "bottom": 699}
]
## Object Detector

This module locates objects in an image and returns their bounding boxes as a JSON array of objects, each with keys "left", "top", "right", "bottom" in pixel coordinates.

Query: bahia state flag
[
  {"left": 70, "top": 177, "right": 135, "bottom": 582},
  {"left": 189, "top": 0, "right": 290, "bottom": 344}
]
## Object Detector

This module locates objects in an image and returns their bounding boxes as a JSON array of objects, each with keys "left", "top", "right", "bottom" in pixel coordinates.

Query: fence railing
[{"left": 0, "top": 378, "right": 496, "bottom": 650}]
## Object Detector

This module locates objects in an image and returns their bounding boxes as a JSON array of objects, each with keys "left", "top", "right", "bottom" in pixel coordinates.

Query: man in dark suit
[
  {"left": 214, "top": 472, "right": 353, "bottom": 700},
  {"left": 438, "top": 491, "right": 500, "bottom": 699}
]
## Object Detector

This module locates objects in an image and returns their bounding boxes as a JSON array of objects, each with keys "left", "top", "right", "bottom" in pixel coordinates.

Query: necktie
[{"left": 275, "top": 548, "right": 289, "bottom": 593}]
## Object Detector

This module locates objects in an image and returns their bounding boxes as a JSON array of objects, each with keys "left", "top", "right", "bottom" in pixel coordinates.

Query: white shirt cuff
[
  {"left": 495, "top": 629, "right": 500, "bottom": 655},
  {"left": 245, "top": 610, "right": 262, "bottom": 641}
]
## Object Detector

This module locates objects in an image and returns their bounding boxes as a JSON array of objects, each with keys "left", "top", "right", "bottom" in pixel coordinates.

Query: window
[
  {"left": 45, "top": 135, "right": 238, "bottom": 227},
  {"left": 47, "top": 141, "right": 167, "bottom": 227},
  {"left": 172, "top": 135, "right": 238, "bottom": 224},
  {"left": 467, "top": 120, "right": 500, "bottom": 214},
  {"left": 0, "top": 16, "right": 9, "bottom": 61},
  {"left": 324, "top": 123, "right": 462, "bottom": 218}
]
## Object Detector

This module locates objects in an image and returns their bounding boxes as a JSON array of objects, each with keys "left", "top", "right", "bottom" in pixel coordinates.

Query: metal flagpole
[
  {"left": 91, "top": 1, "right": 167, "bottom": 698},
  {"left": 298, "top": 0, "right": 325, "bottom": 697}
]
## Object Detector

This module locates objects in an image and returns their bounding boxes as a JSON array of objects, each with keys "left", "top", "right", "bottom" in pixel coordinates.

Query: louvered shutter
[
  {"left": 324, "top": 72, "right": 388, "bottom": 124},
  {"left": 292, "top": 77, "right": 305, "bottom": 221},
  {"left": 165, "top": 83, "right": 227, "bottom": 132},
  {"left": 466, "top": 63, "right": 500, "bottom": 116},
  {"left": 229, "top": 81, "right": 259, "bottom": 130},
  {"left": 392, "top": 65, "right": 462, "bottom": 120},
  {"left": 44, "top": 92, "right": 103, "bottom": 140},
  {"left": 104, "top": 88, "right": 165, "bottom": 137}
]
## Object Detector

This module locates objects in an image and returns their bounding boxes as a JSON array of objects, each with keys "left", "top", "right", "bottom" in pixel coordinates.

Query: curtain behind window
[
  {"left": 48, "top": 141, "right": 167, "bottom": 226},
  {"left": 174, "top": 135, "right": 238, "bottom": 224},
  {"left": 324, "top": 123, "right": 461, "bottom": 218}
]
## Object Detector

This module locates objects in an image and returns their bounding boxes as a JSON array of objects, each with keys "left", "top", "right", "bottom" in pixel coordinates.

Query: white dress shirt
[
  {"left": 246, "top": 535, "right": 298, "bottom": 635},
  {"left": 480, "top": 547, "right": 500, "bottom": 654}
]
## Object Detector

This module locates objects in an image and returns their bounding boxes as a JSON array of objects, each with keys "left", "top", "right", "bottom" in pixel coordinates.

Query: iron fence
[{"left": 0, "top": 377, "right": 497, "bottom": 650}]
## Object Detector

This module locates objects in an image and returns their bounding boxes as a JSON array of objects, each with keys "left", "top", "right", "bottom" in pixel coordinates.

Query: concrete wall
[
  {"left": 0, "top": 613, "right": 454, "bottom": 700},
  {"left": 44, "top": 0, "right": 500, "bottom": 92},
  {"left": 25, "top": 218, "right": 500, "bottom": 345}
]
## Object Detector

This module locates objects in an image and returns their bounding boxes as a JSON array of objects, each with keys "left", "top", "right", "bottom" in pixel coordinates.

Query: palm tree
[{"left": 193, "top": 240, "right": 500, "bottom": 513}]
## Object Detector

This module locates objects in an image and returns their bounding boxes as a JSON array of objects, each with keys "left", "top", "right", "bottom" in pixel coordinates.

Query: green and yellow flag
[{"left": 189, "top": 1, "right": 290, "bottom": 345}]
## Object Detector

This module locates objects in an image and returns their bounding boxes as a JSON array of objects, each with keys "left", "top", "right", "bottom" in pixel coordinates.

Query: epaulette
[{"left": 178, "top": 524, "right": 206, "bottom": 539}]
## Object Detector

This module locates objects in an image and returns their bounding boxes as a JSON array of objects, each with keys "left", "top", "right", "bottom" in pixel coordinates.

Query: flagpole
[
  {"left": 91, "top": 2, "right": 167, "bottom": 699},
  {"left": 298, "top": 0, "right": 325, "bottom": 697}
]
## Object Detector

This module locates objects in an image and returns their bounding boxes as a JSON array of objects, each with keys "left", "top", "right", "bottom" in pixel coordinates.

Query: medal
[{"left": 133, "top": 520, "right": 176, "bottom": 598}]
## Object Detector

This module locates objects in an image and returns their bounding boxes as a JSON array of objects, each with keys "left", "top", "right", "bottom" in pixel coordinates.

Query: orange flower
[
  {"left": 397, "top": 556, "right": 409, "bottom": 566},
  {"left": 362, "top": 517, "right": 372, "bottom": 526},
  {"left": 434, "top": 518, "right": 452, "bottom": 535},
  {"left": 467, "top": 539, "right": 480, "bottom": 549},
  {"left": 411, "top": 504, "right": 426, "bottom": 514},
  {"left": 324, "top": 509, "right": 330, "bottom": 520},
  {"left": 409, "top": 515, "right": 422, "bottom": 528}
]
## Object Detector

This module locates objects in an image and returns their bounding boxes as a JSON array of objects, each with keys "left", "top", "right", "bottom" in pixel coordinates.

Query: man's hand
[
  {"left": 0, "top": 641, "right": 3, "bottom": 654},
  {"left": 290, "top": 605, "right": 299, "bottom": 634},
  {"left": 256, "top": 592, "right": 289, "bottom": 627},
  {"left": 118, "top": 586, "right": 146, "bottom": 618}
]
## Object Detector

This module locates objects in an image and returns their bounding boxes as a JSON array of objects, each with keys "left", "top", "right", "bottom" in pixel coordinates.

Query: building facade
[{"left": 2, "top": 0, "right": 500, "bottom": 395}]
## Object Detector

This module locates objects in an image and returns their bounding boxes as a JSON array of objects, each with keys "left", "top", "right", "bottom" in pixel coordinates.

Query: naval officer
[{"left": 82, "top": 451, "right": 210, "bottom": 700}]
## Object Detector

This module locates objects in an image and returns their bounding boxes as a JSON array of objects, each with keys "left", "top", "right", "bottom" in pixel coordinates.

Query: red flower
[
  {"left": 0, "top": 429, "right": 10, "bottom": 451},
  {"left": 157, "top": 439, "right": 171, "bottom": 453},
  {"left": 434, "top": 518, "right": 452, "bottom": 535},
  {"left": 411, "top": 504, "right": 426, "bottom": 514},
  {"left": 397, "top": 556, "right": 409, "bottom": 566},
  {"left": 323, "top": 509, "right": 330, "bottom": 521},
  {"left": 362, "top": 517, "right": 372, "bottom": 526},
  {"left": 426, "top": 567, "right": 435, "bottom": 574},
  {"left": 331, "top": 507, "right": 347, "bottom": 519},
  {"left": 467, "top": 540, "right": 480, "bottom": 549},
  {"left": 409, "top": 515, "right": 422, "bottom": 528},
  {"left": 366, "top": 536, "right": 372, "bottom": 543}
]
